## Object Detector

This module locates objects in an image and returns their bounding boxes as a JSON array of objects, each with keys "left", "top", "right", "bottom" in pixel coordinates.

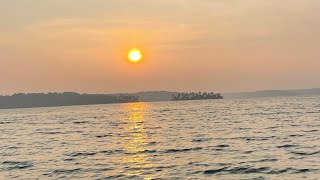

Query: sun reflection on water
[{"left": 121, "top": 103, "right": 153, "bottom": 179}]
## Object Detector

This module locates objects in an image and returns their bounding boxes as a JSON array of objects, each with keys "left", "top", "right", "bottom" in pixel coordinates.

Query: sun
[{"left": 128, "top": 48, "right": 142, "bottom": 63}]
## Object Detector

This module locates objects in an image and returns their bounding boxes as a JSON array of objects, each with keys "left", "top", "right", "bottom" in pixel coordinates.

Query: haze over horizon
[{"left": 1, "top": 0, "right": 320, "bottom": 95}]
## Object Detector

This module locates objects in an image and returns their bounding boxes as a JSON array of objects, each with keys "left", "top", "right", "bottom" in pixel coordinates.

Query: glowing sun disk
[{"left": 128, "top": 49, "right": 142, "bottom": 63}]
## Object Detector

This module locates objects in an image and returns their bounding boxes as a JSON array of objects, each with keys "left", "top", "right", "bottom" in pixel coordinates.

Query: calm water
[{"left": 1, "top": 96, "right": 320, "bottom": 179}]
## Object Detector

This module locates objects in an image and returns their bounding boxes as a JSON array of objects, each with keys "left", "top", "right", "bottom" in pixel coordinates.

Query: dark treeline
[
  {"left": 0, "top": 92, "right": 139, "bottom": 109},
  {"left": 172, "top": 92, "right": 223, "bottom": 101}
]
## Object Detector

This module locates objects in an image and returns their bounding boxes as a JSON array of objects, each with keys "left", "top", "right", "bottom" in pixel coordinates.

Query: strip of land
[{"left": 0, "top": 88, "right": 319, "bottom": 109}]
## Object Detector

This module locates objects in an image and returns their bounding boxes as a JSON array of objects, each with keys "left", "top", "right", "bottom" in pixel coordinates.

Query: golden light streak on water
[{"left": 122, "top": 103, "right": 154, "bottom": 178}]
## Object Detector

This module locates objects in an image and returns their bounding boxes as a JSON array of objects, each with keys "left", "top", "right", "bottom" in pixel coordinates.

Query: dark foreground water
[{"left": 1, "top": 96, "right": 320, "bottom": 179}]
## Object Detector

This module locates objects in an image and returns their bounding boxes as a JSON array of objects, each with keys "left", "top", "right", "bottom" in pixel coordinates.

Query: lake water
[{"left": 1, "top": 96, "right": 320, "bottom": 179}]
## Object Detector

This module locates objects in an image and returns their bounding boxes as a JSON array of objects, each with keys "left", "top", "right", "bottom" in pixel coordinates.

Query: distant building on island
[{"left": 171, "top": 92, "right": 223, "bottom": 101}]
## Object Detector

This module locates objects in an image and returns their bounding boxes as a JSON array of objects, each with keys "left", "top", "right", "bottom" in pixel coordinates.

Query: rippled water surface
[{"left": 1, "top": 96, "right": 320, "bottom": 179}]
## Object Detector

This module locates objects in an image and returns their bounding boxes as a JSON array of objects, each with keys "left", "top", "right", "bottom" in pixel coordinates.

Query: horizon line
[{"left": 1, "top": 87, "right": 320, "bottom": 96}]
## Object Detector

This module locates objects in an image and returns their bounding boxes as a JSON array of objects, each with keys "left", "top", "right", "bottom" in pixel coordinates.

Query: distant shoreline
[
  {"left": 0, "top": 101, "right": 139, "bottom": 110},
  {"left": 0, "top": 92, "right": 139, "bottom": 110},
  {"left": 1, "top": 88, "right": 320, "bottom": 109},
  {"left": 0, "top": 91, "right": 223, "bottom": 109}
]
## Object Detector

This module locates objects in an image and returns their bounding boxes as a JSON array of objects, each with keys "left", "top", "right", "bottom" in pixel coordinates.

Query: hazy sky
[{"left": 1, "top": 0, "right": 320, "bottom": 95}]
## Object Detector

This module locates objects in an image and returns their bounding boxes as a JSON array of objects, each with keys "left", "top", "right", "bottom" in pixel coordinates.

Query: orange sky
[{"left": 0, "top": 0, "right": 320, "bottom": 95}]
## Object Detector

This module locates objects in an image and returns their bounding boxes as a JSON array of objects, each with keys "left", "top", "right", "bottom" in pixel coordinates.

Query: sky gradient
[{"left": 1, "top": 0, "right": 320, "bottom": 95}]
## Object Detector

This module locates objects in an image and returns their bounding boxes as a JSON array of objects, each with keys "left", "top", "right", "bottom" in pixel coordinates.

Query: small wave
[
  {"left": 289, "top": 134, "right": 304, "bottom": 137},
  {"left": 192, "top": 138, "right": 212, "bottom": 142},
  {"left": 203, "top": 167, "right": 227, "bottom": 174},
  {"left": 1, "top": 152, "right": 14, "bottom": 157},
  {"left": 0, "top": 121, "right": 14, "bottom": 124},
  {"left": 120, "top": 149, "right": 158, "bottom": 155},
  {"left": 203, "top": 166, "right": 316, "bottom": 175},
  {"left": 290, "top": 151, "right": 320, "bottom": 156},
  {"left": 215, "top": 144, "right": 230, "bottom": 148},
  {"left": 266, "top": 126, "right": 280, "bottom": 129},
  {"left": 5, "top": 146, "right": 20, "bottom": 149},
  {"left": 105, "top": 174, "right": 125, "bottom": 179},
  {"left": 212, "top": 148, "right": 225, "bottom": 151},
  {"left": 65, "top": 152, "right": 97, "bottom": 157},
  {"left": 240, "top": 150, "right": 254, "bottom": 154},
  {"left": 215, "top": 163, "right": 233, "bottom": 166},
  {"left": 73, "top": 121, "right": 90, "bottom": 124},
  {"left": 258, "top": 158, "right": 278, "bottom": 162},
  {"left": 99, "top": 149, "right": 123, "bottom": 154},
  {"left": 121, "top": 149, "right": 158, "bottom": 155},
  {"left": 239, "top": 158, "right": 278, "bottom": 164},
  {"left": 48, "top": 167, "right": 113, "bottom": 176},
  {"left": 147, "top": 141, "right": 157, "bottom": 146},
  {"left": 159, "top": 109, "right": 171, "bottom": 113},
  {"left": 96, "top": 134, "right": 113, "bottom": 138},
  {"left": 277, "top": 144, "right": 298, "bottom": 148},
  {"left": 53, "top": 168, "right": 82, "bottom": 174},
  {"left": 63, "top": 158, "right": 75, "bottom": 161},
  {"left": 306, "top": 111, "right": 320, "bottom": 114},
  {"left": 139, "top": 149, "right": 157, "bottom": 154},
  {"left": 238, "top": 127, "right": 252, "bottom": 130},
  {"left": 39, "top": 131, "right": 62, "bottom": 135},
  {"left": 290, "top": 124, "right": 299, "bottom": 127},
  {"left": 217, "top": 136, "right": 278, "bottom": 141},
  {"left": 245, "top": 136, "right": 276, "bottom": 141},
  {"left": 2, "top": 161, "right": 33, "bottom": 170},
  {"left": 163, "top": 147, "right": 202, "bottom": 153},
  {"left": 250, "top": 176, "right": 265, "bottom": 180},
  {"left": 151, "top": 165, "right": 178, "bottom": 171},
  {"left": 303, "top": 129, "right": 319, "bottom": 133}
]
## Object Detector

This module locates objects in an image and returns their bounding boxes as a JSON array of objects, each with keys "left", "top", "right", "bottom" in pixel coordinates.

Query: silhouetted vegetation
[
  {"left": 171, "top": 92, "right": 223, "bottom": 101},
  {"left": 0, "top": 92, "right": 139, "bottom": 109}
]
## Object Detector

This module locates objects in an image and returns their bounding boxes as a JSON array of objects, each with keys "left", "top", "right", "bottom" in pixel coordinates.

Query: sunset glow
[{"left": 1, "top": 1, "right": 320, "bottom": 94}]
